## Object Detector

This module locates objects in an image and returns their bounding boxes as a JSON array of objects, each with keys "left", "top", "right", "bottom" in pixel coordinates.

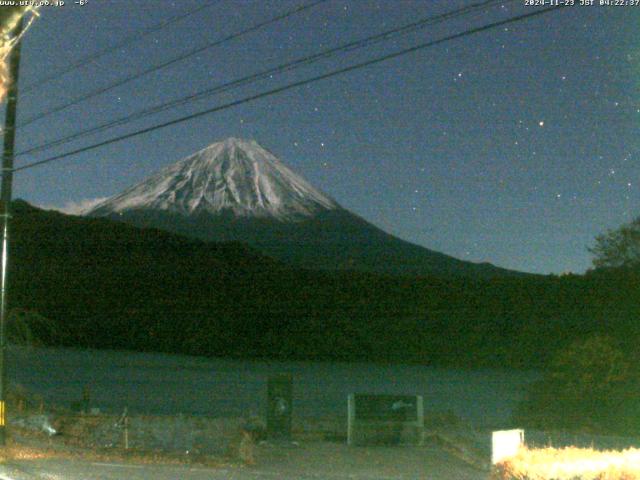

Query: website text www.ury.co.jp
[{"left": 0, "top": 0, "right": 67, "bottom": 7}]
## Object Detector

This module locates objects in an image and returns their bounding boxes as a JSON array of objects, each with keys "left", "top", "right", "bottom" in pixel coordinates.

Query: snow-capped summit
[{"left": 88, "top": 138, "right": 338, "bottom": 221}]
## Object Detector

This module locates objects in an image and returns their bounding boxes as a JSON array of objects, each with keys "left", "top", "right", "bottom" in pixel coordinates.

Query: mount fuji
[{"left": 87, "top": 138, "right": 521, "bottom": 278}]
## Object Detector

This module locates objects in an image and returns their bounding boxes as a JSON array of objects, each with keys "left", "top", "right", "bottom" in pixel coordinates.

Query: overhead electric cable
[
  {"left": 17, "top": 0, "right": 511, "bottom": 158},
  {"left": 18, "top": 0, "right": 330, "bottom": 128},
  {"left": 22, "top": 1, "right": 221, "bottom": 94},
  {"left": 12, "top": 5, "right": 565, "bottom": 175}
]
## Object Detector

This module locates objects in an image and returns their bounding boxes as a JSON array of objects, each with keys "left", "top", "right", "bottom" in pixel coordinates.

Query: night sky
[{"left": 9, "top": 0, "right": 638, "bottom": 274}]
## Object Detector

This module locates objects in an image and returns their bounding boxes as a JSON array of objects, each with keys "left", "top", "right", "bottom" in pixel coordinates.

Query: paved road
[
  {"left": 3, "top": 461, "right": 278, "bottom": 480},
  {"left": 0, "top": 444, "right": 488, "bottom": 480}
]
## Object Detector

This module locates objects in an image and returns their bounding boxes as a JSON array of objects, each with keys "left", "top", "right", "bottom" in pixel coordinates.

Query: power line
[
  {"left": 13, "top": 5, "right": 565, "bottom": 175},
  {"left": 17, "top": 0, "right": 511, "bottom": 158},
  {"left": 18, "top": 0, "right": 507, "bottom": 156},
  {"left": 22, "top": 1, "right": 222, "bottom": 94},
  {"left": 18, "top": 0, "right": 330, "bottom": 128}
]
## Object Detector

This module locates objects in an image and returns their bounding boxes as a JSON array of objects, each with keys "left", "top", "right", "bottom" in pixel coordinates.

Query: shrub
[{"left": 513, "top": 335, "right": 640, "bottom": 434}]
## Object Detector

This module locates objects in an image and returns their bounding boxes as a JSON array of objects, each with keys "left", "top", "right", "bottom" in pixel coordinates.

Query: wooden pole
[{"left": 0, "top": 16, "right": 24, "bottom": 446}]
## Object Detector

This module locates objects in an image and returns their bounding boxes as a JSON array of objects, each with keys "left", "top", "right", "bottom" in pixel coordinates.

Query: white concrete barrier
[{"left": 492, "top": 429, "right": 524, "bottom": 465}]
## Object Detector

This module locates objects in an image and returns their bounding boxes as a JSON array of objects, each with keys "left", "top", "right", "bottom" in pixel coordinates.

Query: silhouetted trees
[
  {"left": 7, "top": 200, "right": 640, "bottom": 375},
  {"left": 589, "top": 216, "right": 640, "bottom": 269},
  {"left": 514, "top": 335, "right": 640, "bottom": 434}
]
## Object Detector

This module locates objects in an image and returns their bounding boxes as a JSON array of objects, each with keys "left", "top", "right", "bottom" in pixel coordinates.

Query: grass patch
[
  {"left": 493, "top": 446, "right": 640, "bottom": 479},
  {"left": 0, "top": 441, "right": 57, "bottom": 463}
]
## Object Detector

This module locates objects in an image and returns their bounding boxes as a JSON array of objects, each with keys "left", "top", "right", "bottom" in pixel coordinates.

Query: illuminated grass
[
  {"left": 493, "top": 446, "right": 640, "bottom": 480},
  {"left": 0, "top": 444, "right": 53, "bottom": 463}
]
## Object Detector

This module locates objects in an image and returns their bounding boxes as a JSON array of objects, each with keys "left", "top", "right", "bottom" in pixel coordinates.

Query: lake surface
[{"left": 6, "top": 346, "right": 538, "bottom": 428}]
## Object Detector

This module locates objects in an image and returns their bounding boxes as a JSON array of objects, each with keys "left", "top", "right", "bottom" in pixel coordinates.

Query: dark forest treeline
[{"left": 8, "top": 200, "right": 640, "bottom": 369}]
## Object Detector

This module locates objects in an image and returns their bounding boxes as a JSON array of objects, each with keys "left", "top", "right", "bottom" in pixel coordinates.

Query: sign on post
[
  {"left": 266, "top": 374, "right": 293, "bottom": 440},
  {"left": 347, "top": 394, "right": 424, "bottom": 446}
]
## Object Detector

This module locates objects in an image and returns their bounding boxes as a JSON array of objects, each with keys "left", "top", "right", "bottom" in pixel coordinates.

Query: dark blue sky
[{"left": 10, "top": 0, "right": 639, "bottom": 274}]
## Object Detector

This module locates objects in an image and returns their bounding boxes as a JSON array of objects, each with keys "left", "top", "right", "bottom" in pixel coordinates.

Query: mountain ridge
[{"left": 87, "top": 138, "right": 528, "bottom": 278}]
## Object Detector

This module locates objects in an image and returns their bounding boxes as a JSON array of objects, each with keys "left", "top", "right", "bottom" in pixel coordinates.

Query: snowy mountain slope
[
  {"left": 87, "top": 138, "right": 525, "bottom": 278},
  {"left": 89, "top": 138, "right": 337, "bottom": 220}
]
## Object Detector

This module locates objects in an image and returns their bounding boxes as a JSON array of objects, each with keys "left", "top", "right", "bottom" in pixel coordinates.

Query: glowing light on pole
[{"left": 0, "top": 7, "right": 38, "bottom": 103}]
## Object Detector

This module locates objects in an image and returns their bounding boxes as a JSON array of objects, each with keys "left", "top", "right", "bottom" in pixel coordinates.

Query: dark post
[
  {"left": 266, "top": 374, "right": 293, "bottom": 440},
  {"left": 0, "top": 17, "right": 23, "bottom": 446},
  {"left": 82, "top": 385, "right": 90, "bottom": 414}
]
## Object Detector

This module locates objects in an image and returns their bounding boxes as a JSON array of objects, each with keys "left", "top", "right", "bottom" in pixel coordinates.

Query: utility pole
[{"left": 0, "top": 17, "right": 24, "bottom": 446}]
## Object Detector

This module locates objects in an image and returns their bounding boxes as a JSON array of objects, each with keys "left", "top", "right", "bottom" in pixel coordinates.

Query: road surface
[{"left": 0, "top": 443, "right": 488, "bottom": 479}]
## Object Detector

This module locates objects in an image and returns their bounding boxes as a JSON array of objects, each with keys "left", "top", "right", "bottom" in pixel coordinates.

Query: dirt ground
[
  {"left": 4, "top": 410, "right": 491, "bottom": 479},
  {"left": 1, "top": 434, "right": 489, "bottom": 480},
  {"left": 250, "top": 439, "right": 488, "bottom": 479}
]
